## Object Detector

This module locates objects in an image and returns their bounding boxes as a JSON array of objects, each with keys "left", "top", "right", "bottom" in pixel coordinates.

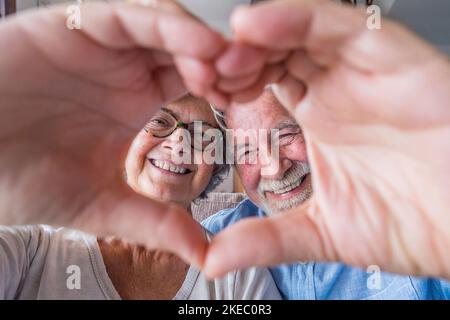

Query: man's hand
[
  {"left": 205, "top": 0, "right": 450, "bottom": 279},
  {"left": 0, "top": 1, "right": 227, "bottom": 267}
]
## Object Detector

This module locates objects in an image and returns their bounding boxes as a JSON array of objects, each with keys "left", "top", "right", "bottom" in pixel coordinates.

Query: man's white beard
[{"left": 257, "top": 161, "right": 313, "bottom": 216}]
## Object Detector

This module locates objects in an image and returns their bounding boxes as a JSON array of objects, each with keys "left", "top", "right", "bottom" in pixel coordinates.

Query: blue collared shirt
[{"left": 202, "top": 198, "right": 450, "bottom": 300}]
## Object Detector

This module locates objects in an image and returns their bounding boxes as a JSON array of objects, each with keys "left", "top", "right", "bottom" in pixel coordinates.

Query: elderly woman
[{"left": 0, "top": 94, "right": 281, "bottom": 300}]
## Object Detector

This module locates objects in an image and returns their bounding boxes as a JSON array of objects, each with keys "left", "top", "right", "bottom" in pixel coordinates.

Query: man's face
[{"left": 226, "top": 90, "right": 312, "bottom": 215}]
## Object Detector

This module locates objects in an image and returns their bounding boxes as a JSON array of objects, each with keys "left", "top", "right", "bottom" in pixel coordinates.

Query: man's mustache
[{"left": 257, "top": 161, "right": 310, "bottom": 195}]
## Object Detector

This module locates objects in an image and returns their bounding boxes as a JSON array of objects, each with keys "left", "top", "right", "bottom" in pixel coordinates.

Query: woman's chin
[
  {"left": 139, "top": 182, "right": 186, "bottom": 204},
  {"left": 140, "top": 169, "right": 192, "bottom": 201}
]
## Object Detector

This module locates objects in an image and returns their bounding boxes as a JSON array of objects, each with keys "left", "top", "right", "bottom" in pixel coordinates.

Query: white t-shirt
[{"left": 0, "top": 225, "right": 281, "bottom": 300}]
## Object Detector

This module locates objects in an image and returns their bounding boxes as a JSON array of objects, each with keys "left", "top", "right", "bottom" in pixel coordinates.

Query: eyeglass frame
[{"left": 143, "top": 108, "right": 223, "bottom": 152}]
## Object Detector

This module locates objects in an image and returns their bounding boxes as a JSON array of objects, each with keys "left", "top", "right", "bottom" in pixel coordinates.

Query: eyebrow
[
  {"left": 234, "top": 119, "right": 301, "bottom": 150},
  {"left": 161, "top": 107, "right": 177, "bottom": 118},
  {"left": 160, "top": 107, "right": 216, "bottom": 128},
  {"left": 274, "top": 119, "right": 301, "bottom": 131}
]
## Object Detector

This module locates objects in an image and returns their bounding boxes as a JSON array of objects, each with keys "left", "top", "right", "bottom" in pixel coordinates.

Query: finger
[
  {"left": 76, "top": 189, "right": 208, "bottom": 268},
  {"left": 128, "top": 0, "right": 189, "bottom": 15},
  {"left": 216, "top": 47, "right": 291, "bottom": 93},
  {"left": 216, "top": 72, "right": 261, "bottom": 93},
  {"left": 78, "top": 1, "right": 224, "bottom": 101},
  {"left": 231, "top": 0, "right": 359, "bottom": 54},
  {"left": 60, "top": 64, "right": 187, "bottom": 130},
  {"left": 16, "top": 2, "right": 225, "bottom": 109},
  {"left": 267, "top": 50, "right": 290, "bottom": 64},
  {"left": 68, "top": 2, "right": 225, "bottom": 59},
  {"left": 231, "top": 0, "right": 439, "bottom": 72},
  {"left": 272, "top": 73, "right": 308, "bottom": 111},
  {"left": 230, "top": 63, "right": 286, "bottom": 103},
  {"left": 216, "top": 43, "right": 268, "bottom": 78},
  {"left": 203, "top": 202, "right": 331, "bottom": 278},
  {"left": 286, "top": 49, "right": 325, "bottom": 82},
  {"left": 129, "top": 0, "right": 205, "bottom": 23},
  {"left": 174, "top": 55, "right": 217, "bottom": 96},
  {"left": 216, "top": 45, "right": 289, "bottom": 80},
  {"left": 204, "top": 88, "right": 230, "bottom": 109}
]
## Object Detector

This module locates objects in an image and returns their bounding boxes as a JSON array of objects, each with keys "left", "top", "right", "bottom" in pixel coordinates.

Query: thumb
[
  {"left": 75, "top": 190, "right": 208, "bottom": 268},
  {"left": 203, "top": 201, "right": 332, "bottom": 278}
]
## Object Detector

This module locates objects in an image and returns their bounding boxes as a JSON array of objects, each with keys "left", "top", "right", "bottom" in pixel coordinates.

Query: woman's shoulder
[
  {"left": 0, "top": 224, "right": 95, "bottom": 256},
  {"left": 0, "top": 225, "right": 117, "bottom": 299},
  {"left": 0, "top": 224, "right": 95, "bottom": 242}
]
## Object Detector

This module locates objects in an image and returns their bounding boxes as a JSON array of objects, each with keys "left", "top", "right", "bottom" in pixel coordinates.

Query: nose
[
  {"left": 261, "top": 154, "right": 293, "bottom": 180},
  {"left": 160, "top": 128, "right": 190, "bottom": 157}
]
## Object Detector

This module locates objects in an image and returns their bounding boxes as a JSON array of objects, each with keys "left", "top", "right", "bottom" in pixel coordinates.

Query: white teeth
[
  {"left": 152, "top": 159, "right": 188, "bottom": 174},
  {"left": 273, "top": 178, "right": 302, "bottom": 194}
]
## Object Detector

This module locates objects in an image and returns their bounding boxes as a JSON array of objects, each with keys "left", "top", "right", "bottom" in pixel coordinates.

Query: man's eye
[
  {"left": 237, "top": 148, "right": 257, "bottom": 163},
  {"left": 276, "top": 129, "right": 303, "bottom": 145},
  {"left": 242, "top": 150, "right": 253, "bottom": 158},
  {"left": 279, "top": 133, "right": 297, "bottom": 142}
]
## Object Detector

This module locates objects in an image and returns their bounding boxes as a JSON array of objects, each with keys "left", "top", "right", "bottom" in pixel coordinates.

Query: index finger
[{"left": 230, "top": 0, "right": 440, "bottom": 72}]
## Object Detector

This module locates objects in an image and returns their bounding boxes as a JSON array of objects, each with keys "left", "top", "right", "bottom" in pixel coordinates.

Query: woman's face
[{"left": 125, "top": 96, "right": 218, "bottom": 208}]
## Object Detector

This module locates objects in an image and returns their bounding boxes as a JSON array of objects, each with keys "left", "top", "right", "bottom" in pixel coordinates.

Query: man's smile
[{"left": 264, "top": 173, "right": 311, "bottom": 201}]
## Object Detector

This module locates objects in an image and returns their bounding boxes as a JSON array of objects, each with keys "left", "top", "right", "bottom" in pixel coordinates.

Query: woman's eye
[{"left": 150, "top": 118, "right": 169, "bottom": 126}]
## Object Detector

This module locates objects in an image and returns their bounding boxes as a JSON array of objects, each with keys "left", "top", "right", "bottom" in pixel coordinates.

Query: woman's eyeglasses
[{"left": 144, "top": 108, "right": 221, "bottom": 152}]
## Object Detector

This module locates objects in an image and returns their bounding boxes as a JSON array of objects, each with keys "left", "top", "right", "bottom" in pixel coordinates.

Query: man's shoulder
[{"left": 201, "top": 198, "right": 264, "bottom": 234}]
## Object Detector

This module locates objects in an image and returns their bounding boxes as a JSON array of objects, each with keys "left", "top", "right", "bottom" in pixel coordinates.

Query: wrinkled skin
[
  {"left": 0, "top": 1, "right": 227, "bottom": 267},
  {"left": 205, "top": 0, "right": 450, "bottom": 279},
  {"left": 0, "top": 0, "right": 450, "bottom": 279}
]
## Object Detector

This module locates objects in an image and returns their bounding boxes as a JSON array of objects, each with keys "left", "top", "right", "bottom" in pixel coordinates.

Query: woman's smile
[
  {"left": 125, "top": 94, "right": 224, "bottom": 208},
  {"left": 148, "top": 158, "right": 193, "bottom": 176}
]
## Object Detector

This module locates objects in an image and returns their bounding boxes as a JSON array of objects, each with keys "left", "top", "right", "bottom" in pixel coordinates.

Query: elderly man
[
  {"left": 202, "top": 0, "right": 450, "bottom": 280},
  {"left": 202, "top": 89, "right": 450, "bottom": 300},
  {"left": 1, "top": 0, "right": 450, "bottom": 283}
]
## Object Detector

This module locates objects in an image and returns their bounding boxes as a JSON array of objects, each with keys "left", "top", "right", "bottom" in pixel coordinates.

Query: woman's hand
[{"left": 0, "top": 1, "right": 226, "bottom": 267}]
